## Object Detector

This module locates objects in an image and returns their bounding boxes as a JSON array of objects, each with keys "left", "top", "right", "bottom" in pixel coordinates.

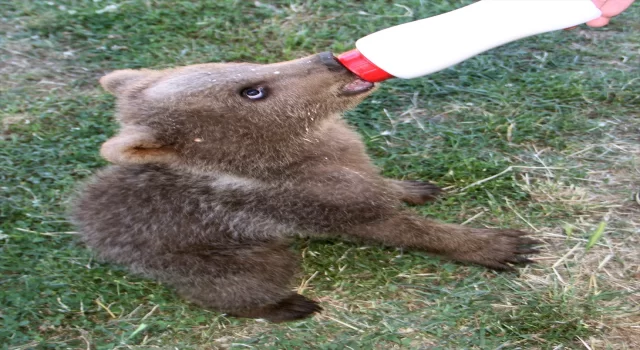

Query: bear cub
[{"left": 72, "top": 52, "right": 538, "bottom": 323}]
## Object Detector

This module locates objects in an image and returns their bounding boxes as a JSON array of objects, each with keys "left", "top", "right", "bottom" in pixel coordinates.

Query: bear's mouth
[{"left": 341, "top": 78, "right": 375, "bottom": 96}]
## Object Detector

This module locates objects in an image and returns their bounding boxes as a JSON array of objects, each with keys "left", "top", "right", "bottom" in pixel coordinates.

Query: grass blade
[
  {"left": 585, "top": 221, "right": 606, "bottom": 251},
  {"left": 127, "top": 323, "right": 148, "bottom": 340}
]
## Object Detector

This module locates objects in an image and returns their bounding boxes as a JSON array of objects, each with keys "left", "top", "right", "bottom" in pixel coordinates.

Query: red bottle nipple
[{"left": 336, "top": 49, "right": 394, "bottom": 83}]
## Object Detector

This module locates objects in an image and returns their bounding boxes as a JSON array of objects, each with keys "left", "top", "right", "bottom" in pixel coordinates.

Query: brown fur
[{"left": 71, "top": 53, "right": 538, "bottom": 323}]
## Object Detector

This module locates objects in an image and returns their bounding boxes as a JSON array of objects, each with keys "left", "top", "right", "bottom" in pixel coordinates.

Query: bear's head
[{"left": 99, "top": 52, "right": 376, "bottom": 175}]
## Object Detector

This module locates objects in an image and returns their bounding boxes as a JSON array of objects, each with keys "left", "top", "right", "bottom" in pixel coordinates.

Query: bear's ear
[
  {"left": 100, "top": 126, "right": 177, "bottom": 165},
  {"left": 99, "top": 69, "right": 149, "bottom": 95}
]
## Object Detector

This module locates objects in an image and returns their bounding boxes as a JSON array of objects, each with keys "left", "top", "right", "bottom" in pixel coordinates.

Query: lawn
[{"left": 1, "top": 0, "right": 638, "bottom": 349}]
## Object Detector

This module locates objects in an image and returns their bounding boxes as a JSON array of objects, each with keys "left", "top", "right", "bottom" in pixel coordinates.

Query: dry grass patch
[{"left": 516, "top": 139, "right": 639, "bottom": 349}]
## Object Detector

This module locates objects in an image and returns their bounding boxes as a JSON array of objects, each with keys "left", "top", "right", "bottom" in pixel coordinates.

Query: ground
[{"left": 1, "top": 1, "right": 638, "bottom": 349}]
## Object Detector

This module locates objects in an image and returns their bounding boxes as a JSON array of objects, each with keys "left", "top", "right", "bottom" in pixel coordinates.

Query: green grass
[{"left": 2, "top": 0, "right": 639, "bottom": 348}]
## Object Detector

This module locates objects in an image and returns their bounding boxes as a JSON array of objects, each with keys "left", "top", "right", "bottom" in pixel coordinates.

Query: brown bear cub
[{"left": 72, "top": 52, "right": 538, "bottom": 323}]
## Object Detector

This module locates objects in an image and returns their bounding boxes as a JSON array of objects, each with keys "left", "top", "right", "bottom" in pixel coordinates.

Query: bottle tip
[{"left": 336, "top": 49, "right": 394, "bottom": 82}]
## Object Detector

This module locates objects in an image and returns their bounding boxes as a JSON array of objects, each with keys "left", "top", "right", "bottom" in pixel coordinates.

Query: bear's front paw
[
  {"left": 450, "top": 229, "right": 540, "bottom": 271},
  {"left": 395, "top": 180, "right": 443, "bottom": 205}
]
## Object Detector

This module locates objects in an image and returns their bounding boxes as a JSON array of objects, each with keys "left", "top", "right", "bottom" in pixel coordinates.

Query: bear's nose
[{"left": 318, "top": 52, "right": 348, "bottom": 73}]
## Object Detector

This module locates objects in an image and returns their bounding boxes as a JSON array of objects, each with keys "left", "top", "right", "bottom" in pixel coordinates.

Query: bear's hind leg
[{"left": 142, "top": 241, "right": 321, "bottom": 323}]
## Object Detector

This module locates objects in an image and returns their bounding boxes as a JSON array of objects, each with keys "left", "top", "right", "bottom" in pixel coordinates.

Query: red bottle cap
[{"left": 337, "top": 49, "right": 394, "bottom": 83}]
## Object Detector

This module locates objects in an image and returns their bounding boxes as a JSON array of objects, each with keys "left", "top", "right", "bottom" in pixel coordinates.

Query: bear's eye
[{"left": 242, "top": 87, "right": 266, "bottom": 100}]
